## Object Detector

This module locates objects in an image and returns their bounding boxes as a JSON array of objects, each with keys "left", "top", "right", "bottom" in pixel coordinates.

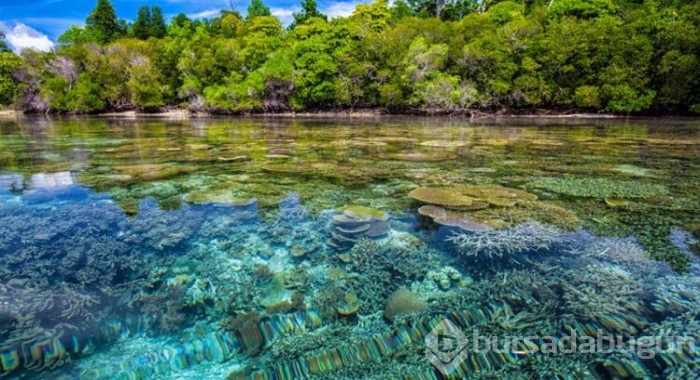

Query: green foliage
[
  {"left": 291, "top": 0, "right": 327, "bottom": 29},
  {"left": 548, "top": 0, "right": 618, "bottom": 19},
  {"left": 133, "top": 6, "right": 167, "bottom": 40},
  {"left": 247, "top": 0, "right": 272, "bottom": 21},
  {"left": 0, "top": 31, "right": 10, "bottom": 53},
  {"left": 86, "top": 0, "right": 124, "bottom": 44},
  {"left": 0, "top": 51, "right": 22, "bottom": 105},
  {"left": 2, "top": 0, "right": 698, "bottom": 113}
]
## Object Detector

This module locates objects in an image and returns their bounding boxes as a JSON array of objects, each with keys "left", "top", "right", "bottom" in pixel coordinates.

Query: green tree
[
  {"left": 247, "top": 0, "right": 272, "bottom": 21},
  {"left": 133, "top": 6, "right": 153, "bottom": 40},
  {"left": 150, "top": 7, "right": 167, "bottom": 38},
  {"left": 291, "top": 0, "right": 327, "bottom": 29},
  {"left": 0, "top": 31, "right": 10, "bottom": 53},
  {"left": 133, "top": 6, "right": 167, "bottom": 40},
  {"left": 0, "top": 51, "right": 23, "bottom": 105},
  {"left": 86, "top": 0, "right": 124, "bottom": 44},
  {"left": 208, "top": 10, "right": 244, "bottom": 38}
]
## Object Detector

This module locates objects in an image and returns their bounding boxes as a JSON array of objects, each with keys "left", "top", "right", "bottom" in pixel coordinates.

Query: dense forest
[{"left": 1, "top": 0, "right": 699, "bottom": 115}]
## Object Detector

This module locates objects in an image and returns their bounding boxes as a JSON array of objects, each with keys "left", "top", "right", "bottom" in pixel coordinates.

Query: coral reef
[
  {"left": 384, "top": 288, "right": 427, "bottom": 322},
  {"left": 417, "top": 205, "right": 493, "bottom": 231},
  {"left": 2, "top": 118, "right": 700, "bottom": 379},
  {"left": 528, "top": 177, "right": 669, "bottom": 199},
  {"left": 446, "top": 222, "right": 562, "bottom": 258},
  {"left": 408, "top": 186, "right": 485, "bottom": 210},
  {"left": 327, "top": 206, "right": 390, "bottom": 250}
]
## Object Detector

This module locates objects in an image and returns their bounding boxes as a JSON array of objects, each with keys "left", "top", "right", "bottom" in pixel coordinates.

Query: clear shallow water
[{"left": 0, "top": 116, "right": 699, "bottom": 379}]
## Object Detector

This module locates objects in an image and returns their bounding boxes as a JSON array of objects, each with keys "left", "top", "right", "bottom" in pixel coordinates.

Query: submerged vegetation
[{"left": 1, "top": 0, "right": 700, "bottom": 114}]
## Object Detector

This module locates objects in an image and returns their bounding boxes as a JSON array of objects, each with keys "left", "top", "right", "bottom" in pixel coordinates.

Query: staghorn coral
[
  {"left": 528, "top": 177, "right": 669, "bottom": 199},
  {"left": 556, "top": 264, "right": 647, "bottom": 334},
  {"left": 446, "top": 222, "right": 562, "bottom": 258}
]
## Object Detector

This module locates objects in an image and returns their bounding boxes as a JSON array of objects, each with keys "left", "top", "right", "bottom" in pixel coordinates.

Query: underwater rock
[
  {"left": 328, "top": 206, "right": 390, "bottom": 251},
  {"left": 384, "top": 288, "right": 427, "bottom": 322}
]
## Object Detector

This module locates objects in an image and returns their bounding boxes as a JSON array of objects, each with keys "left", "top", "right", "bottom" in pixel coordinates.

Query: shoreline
[
  {"left": 0, "top": 109, "right": 22, "bottom": 118},
  {"left": 9, "top": 107, "right": 699, "bottom": 121},
  {"left": 89, "top": 108, "right": 667, "bottom": 120}
]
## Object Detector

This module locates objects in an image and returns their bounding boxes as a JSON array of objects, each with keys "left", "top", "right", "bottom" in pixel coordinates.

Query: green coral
[{"left": 529, "top": 177, "right": 669, "bottom": 198}]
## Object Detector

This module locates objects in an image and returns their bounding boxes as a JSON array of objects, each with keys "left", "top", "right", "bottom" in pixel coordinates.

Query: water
[{"left": 0, "top": 116, "right": 699, "bottom": 379}]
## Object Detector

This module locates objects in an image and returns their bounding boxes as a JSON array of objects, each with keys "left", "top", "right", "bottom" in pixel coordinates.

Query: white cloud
[
  {"left": 21, "top": 17, "right": 83, "bottom": 40},
  {"left": 271, "top": 7, "right": 300, "bottom": 25},
  {"left": 0, "top": 22, "right": 54, "bottom": 53},
  {"left": 322, "top": 0, "right": 364, "bottom": 18},
  {"left": 187, "top": 9, "right": 224, "bottom": 19}
]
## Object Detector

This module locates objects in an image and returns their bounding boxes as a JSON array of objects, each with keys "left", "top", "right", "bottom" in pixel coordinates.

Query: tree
[
  {"left": 290, "top": 0, "right": 327, "bottom": 29},
  {"left": 133, "top": 6, "right": 153, "bottom": 40},
  {"left": 150, "top": 7, "right": 167, "bottom": 38},
  {"left": 0, "top": 31, "right": 10, "bottom": 53},
  {"left": 86, "top": 0, "right": 124, "bottom": 44},
  {"left": 247, "top": 0, "right": 272, "bottom": 21},
  {"left": 133, "top": 6, "right": 167, "bottom": 40},
  {"left": 0, "top": 51, "right": 23, "bottom": 105}
]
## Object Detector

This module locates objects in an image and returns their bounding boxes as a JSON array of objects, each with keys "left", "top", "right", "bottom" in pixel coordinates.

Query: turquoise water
[{"left": 0, "top": 116, "right": 699, "bottom": 379}]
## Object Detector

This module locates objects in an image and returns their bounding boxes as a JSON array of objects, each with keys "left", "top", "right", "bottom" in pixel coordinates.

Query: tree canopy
[
  {"left": 85, "top": 0, "right": 124, "bottom": 44},
  {"left": 133, "top": 6, "right": 167, "bottom": 39},
  {"left": 0, "top": 0, "right": 698, "bottom": 114}
]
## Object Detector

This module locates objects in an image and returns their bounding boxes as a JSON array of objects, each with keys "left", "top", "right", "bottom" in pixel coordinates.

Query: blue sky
[{"left": 0, "top": 0, "right": 364, "bottom": 52}]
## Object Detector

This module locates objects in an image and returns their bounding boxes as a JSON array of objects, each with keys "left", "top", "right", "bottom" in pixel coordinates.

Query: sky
[{"left": 0, "top": 0, "right": 366, "bottom": 52}]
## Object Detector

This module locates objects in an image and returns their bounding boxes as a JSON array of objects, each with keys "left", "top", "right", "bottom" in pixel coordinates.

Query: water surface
[{"left": 1, "top": 116, "right": 699, "bottom": 379}]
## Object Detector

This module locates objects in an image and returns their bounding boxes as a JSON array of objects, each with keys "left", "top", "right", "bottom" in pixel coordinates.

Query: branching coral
[
  {"left": 528, "top": 177, "right": 669, "bottom": 198},
  {"left": 446, "top": 222, "right": 562, "bottom": 258},
  {"left": 556, "top": 264, "right": 647, "bottom": 334}
]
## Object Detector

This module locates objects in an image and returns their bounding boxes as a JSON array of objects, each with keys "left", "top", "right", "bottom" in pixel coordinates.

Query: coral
[
  {"left": 556, "top": 264, "right": 647, "bottom": 334},
  {"left": 417, "top": 204, "right": 493, "bottom": 231},
  {"left": 327, "top": 206, "right": 390, "bottom": 250},
  {"left": 669, "top": 229, "right": 698, "bottom": 257},
  {"left": 604, "top": 196, "right": 630, "bottom": 207},
  {"left": 612, "top": 164, "right": 652, "bottom": 177},
  {"left": 383, "top": 288, "right": 427, "bottom": 322},
  {"left": 408, "top": 186, "right": 484, "bottom": 210},
  {"left": 426, "top": 266, "right": 468, "bottom": 291},
  {"left": 185, "top": 189, "right": 257, "bottom": 207},
  {"left": 528, "top": 176, "right": 669, "bottom": 198},
  {"left": 275, "top": 192, "right": 309, "bottom": 224},
  {"left": 221, "top": 311, "right": 264, "bottom": 356},
  {"left": 446, "top": 222, "right": 562, "bottom": 258},
  {"left": 336, "top": 290, "right": 361, "bottom": 316}
]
